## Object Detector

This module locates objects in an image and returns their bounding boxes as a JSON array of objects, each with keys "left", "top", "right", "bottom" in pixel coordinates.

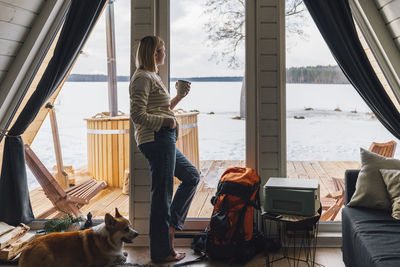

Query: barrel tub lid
[
  {"left": 85, "top": 113, "right": 130, "bottom": 121},
  {"left": 85, "top": 110, "right": 199, "bottom": 121},
  {"left": 173, "top": 109, "right": 199, "bottom": 117}
]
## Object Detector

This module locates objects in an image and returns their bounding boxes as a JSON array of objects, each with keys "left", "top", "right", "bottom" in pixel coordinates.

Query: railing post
[{"left": 46, "top": 103, "right": 69, "bottom": 189}]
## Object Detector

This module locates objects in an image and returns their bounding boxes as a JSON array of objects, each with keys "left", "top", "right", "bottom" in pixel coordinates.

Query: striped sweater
[{"left": 130, "top": 69, "right": 175, "bottom": 145}]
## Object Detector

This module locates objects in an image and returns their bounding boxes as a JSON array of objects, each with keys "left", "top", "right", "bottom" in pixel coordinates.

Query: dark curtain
[
  {"left": 303, "top": 0, "right": 400, "bottom": 139},
  {"left": 0, "top": 0, "right": 107, "bottom": 226}
]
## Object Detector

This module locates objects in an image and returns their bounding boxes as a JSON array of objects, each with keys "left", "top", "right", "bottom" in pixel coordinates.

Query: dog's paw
[
  {"left": 121, "top": 255, "right": 127, "bottom": 263},
  {"left": 113, "top": 254, "right": 127, "bottom": 264}
]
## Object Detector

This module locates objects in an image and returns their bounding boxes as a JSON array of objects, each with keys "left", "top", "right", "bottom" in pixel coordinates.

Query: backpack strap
[
  {"left": 215, "top": 181, "right": 259, "bottom": 200},
  {"left": 232, "top": 180, "right": 261, "bottom": 243},
  {"left": 254, "top": 186, "right": 261, "bottom": 210},
  {"left": 230, "top": 198, "right": 252, "bottom": 257}
]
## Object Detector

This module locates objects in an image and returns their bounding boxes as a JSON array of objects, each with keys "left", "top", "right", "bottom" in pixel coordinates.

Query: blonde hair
[{"left": 135, "top": 36, "right": 165, "bottom": 72}]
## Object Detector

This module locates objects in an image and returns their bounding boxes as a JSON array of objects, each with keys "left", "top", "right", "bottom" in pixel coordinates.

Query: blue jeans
[{"left": 138, "top": 127, "right": 200, "bottom": 261}]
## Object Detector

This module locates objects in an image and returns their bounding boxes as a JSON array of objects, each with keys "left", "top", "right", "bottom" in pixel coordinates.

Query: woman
[{"left": 130, "top": 36, "right": 200, "bottom": 262}]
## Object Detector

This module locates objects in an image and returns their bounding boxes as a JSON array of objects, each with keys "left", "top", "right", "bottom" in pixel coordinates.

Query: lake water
[{"left": 28, "top": 82, "right": 399, "bottom": 189}]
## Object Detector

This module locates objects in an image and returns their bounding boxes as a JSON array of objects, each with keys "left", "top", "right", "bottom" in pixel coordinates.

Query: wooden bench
[
  {"left": 24, "top": 144, "right": 107, "bottom": 218},
  {"left": 321, "top": 177, "right": 345, "bottom": 221}
]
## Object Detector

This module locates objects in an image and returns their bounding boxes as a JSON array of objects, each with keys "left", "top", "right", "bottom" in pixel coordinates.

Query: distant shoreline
[
  {"left": 67, "top": 65, "right": 350, "bottom": 84},
  {"left": 66, "top": 74, "right": 243, "bottom": 82},
  {"left": 66, "top": 74, "right": 349, "bottom": 84}
]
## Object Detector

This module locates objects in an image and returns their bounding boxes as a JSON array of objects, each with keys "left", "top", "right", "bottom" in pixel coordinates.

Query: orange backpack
[{"left": 206, "top": 167, "right": 261, "bottom": 263}]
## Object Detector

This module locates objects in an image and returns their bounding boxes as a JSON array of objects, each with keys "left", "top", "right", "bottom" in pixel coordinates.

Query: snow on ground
[{"left": 26, "top": 82, "right": 400, "bottom": 190}]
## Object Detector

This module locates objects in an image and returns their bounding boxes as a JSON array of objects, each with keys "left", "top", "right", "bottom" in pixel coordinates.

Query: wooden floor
[
  {"left": 119, "top": 247, "right": 345, "bottom": 267},
  {"left": 29, "top": 160, "right": 360, "bottom": 221}
]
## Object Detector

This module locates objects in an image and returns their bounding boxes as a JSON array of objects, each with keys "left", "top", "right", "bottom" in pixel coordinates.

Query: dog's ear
[
  {"left": 115, "top": 208, "right": 122, "bottom": 218},
  {"left": 105, "top": 213, "right": 116, "bottom": 226}
]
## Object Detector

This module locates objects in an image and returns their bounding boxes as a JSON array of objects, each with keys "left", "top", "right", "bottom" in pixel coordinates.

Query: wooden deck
[{"left": 29, "top": 160, "right": 360, "bottom": 221}]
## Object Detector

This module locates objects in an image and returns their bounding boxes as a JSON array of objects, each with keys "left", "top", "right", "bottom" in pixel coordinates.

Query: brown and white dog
[{"left": 18, "top": 208, "right": 138, "bottom": 267}]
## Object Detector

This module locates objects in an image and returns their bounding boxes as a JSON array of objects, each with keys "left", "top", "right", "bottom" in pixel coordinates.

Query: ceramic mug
[{"left": 177, "top": 80, "right": 190, "bottom": 95}]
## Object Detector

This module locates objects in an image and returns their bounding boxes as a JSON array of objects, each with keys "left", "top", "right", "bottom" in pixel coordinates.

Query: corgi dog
[{"left": 18, "top": 208, "right": 138, "bottom": 267}]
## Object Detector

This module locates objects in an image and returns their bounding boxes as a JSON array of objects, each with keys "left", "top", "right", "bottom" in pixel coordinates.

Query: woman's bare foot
[
  {"left": 161, "top": 251, "right": 185, "bottom": 262},
  {"left": 153, "top": 250, "right": 185, "bottom": 263},
  {"left": 168, "top": 226, "right": 186, "bottom": 261}
]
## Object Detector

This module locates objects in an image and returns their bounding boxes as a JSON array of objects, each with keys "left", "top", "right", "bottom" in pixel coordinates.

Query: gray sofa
[{"left": 342, "top": 170, "right": 400, "bottom": 267}]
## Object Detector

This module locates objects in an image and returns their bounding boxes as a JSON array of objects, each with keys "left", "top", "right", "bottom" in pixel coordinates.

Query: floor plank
[
  {"left": 198, "top": 193, "right": 215, "bottom": 218},
  {"left": 301, "top": 161, "right": 319, "bottom": 179},
  {"left": 302, "top": 161, "right": 330, "bottom": 198},
  {"left": 312, "top": 161, "right": 336, "bottom": 196},
  {"left": 187, "top": 181, "right": 209, "bottom": 218},
  {"left": 293, "top": 161, "right": 309, "bottom": 178},
  {"left": 286, "top": 161, "right": 298, "bottom": 178},
  {"left": 320, "top": 161, "right": 344, "bottom": 179}
]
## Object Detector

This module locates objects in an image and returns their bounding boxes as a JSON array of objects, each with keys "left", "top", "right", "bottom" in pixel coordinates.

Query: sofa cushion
[
  {"left": 342, "top": 207, "right": 400, "bottom": 266},
  {"left": 380, "top": 169, "right": 400, "bottom": 220},
  {"left": 347, "top": 148, "right": 400, "bottom": 210}
]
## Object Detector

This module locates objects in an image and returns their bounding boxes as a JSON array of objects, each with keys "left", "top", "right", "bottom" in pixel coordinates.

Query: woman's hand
[
  {"left": 170, "top": 82, "right": 191, "bottom": 110},
  {"left": 162, "top": 117, "right": 177, "bottom": 129},
  {"left": 175, "top": 82, "right": 191, "bottom": 98}
]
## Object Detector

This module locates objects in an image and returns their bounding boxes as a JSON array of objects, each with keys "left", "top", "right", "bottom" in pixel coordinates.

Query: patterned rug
[{"left": 114, "top": 264, "right": 164, "bottom": 267}]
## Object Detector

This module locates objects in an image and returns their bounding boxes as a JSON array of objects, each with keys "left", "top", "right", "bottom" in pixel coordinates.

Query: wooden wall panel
[
  {"left": 134, "top": 186, "right": 150, "bottom": 202},
  {"left": 0, "top": 2, "right": 37, "bottom": 26},
  {"left": 133, "top": 170, "right": 151, "bottom": 186},
  {"left": 375, "top": 0, "right": 392, "bottom": 8},
  {"left": 255, "top": 0, "right": 285, "bottom": 191},
  {"left": 260, "top": 120, "right": 279, "bottom": 136},
  {"left": 134, "top": 203, "right": 149, "bottom": 218},
  {"left": 0, "top": 21, "right": 29, "bottom": 41},
  {"left": 376, "top": 0, "right": 400, "bottom": 51},
  {"left": 260, "top": 104, "right": 278, "bottom": 120},
  {"left": 0, "top": 70, "right": 6, "bottom": 82},
  {"left": 131, "top": 0, "right": 156, "bottom": 245},
  {"left": 260, "top": 39, "right": 277, "bottom": 54},
  {"left": 134, "top": 218, "right": 149, "bottom": 234},
  {"left": 260, "top": 71, "right": 278, "bottom": 87},
  {"left": 380, "top": 0, "right": 400, "bottom": 23},
  {"left": 388, "top": 19, "right": 400, "bottom": 37},
  {"left": 0, "top": 39, "right": 22, "bottom": 57},
  {"left": 0, "top": 0, "right": 44, "bottom": 13},
  {"left": 0, "top": 55, "right": 13, "bottom": 71}
]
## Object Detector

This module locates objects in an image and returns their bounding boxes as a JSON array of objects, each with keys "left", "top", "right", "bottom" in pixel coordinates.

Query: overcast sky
[{"left": 71, "top": 0, "right": 337, "bottom": 77}]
